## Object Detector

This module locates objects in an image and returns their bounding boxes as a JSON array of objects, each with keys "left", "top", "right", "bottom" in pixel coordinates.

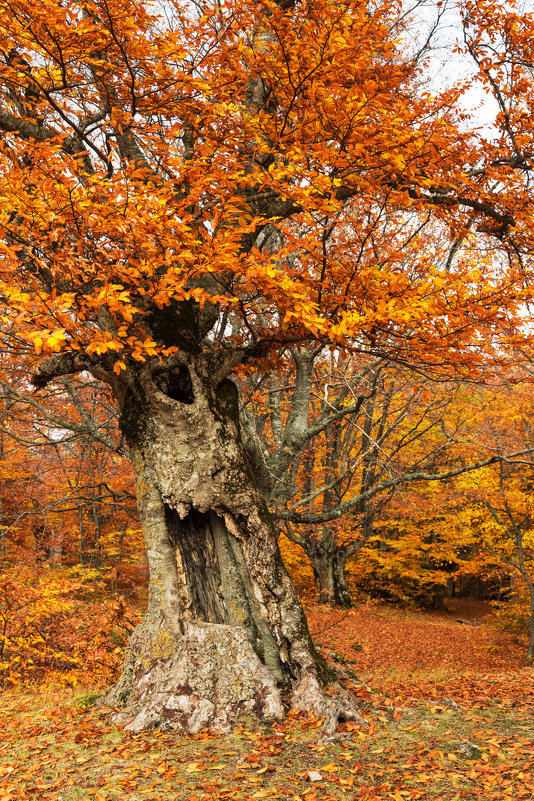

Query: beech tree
[
  {"left": 275, "top": 367, "right": 493, "bottom": 608},
  {"left": 241, "top": 355, "right": 483, "bottom": 607},
  {"left": 240, "top": 350, "right": 385, "bottom": 605},
  {"left": 241, "top": 351, "right": 534, "bottom": 608},
  {"left": 0, "top": 0, "right": 531, "bottom": 732}
]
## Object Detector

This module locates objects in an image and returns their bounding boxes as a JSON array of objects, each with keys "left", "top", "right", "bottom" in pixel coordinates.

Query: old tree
[{"left": 0, "top": 0, "right": 532, "bottom": 731}]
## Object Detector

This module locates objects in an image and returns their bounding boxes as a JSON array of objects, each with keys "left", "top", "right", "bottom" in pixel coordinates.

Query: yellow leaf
[{"left": 416, "top": 773, "right": 431, "bottom": 782}]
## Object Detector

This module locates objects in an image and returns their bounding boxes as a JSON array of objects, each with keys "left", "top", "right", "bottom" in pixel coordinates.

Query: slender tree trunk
[
  {"left": 114, "top": 525, "right": 127, "bottom": 595},
  {"left": 101, "top": 356, "right": 364, "bottom": 734},
  {"left": 525, "top": 582, "right": 534, "bottom": 665}
]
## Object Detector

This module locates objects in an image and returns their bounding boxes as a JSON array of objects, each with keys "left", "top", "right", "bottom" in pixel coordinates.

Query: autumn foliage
[
  {"left": 0, "top": 0, "right": 530, "bottom": 376},
  {"left": 1, "top": 0, "right": 534, "bottom": 759}
]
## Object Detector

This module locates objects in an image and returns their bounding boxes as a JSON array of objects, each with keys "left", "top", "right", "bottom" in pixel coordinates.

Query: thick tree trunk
[
  {"left": 308, "top": 545, "right": 353, "bottom": 608},
  {"left": 101, "top": 356, "right": 364, "bottom": 734}
]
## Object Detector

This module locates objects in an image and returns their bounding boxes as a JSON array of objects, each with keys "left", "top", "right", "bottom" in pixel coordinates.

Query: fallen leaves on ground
[
  {"left": 1, "top": 603, "right": 533, "bottom": 801},
  {"left": 307, "top": 598, "right": 522, "bottom": 682}
]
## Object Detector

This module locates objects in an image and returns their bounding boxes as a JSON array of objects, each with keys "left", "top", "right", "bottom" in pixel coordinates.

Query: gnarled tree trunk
[
  {"left": 307, "top": 543, "right": 353, "bottom": 608},
  {"left": 101, "top": 354, "right": 365, "bottom": 734}
]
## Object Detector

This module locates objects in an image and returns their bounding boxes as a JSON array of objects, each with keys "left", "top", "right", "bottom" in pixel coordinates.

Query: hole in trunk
[
  {"left": 165, "top": 505, "right": 226, "bottom": 623},
  {"left": 155, "top": 366, "right": 194, "bottom": 404},
  {"left": 164, "top": 504, "right": 284, "bottom": 682}
]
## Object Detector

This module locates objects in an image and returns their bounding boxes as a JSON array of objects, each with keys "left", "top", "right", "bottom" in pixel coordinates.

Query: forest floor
[{"left": 1, "top": 601, "right": 533, "bottom": 801}]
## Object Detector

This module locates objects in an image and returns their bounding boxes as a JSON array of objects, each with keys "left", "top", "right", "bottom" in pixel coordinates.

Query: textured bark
[
  {"left": 101, "top": 354, "right": 366, "bottom": 733},
  {"left": 308, "top": 546, "right": 353, "bottom": 608}
]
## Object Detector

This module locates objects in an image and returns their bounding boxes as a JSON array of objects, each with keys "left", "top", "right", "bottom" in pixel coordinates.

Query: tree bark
[
  {"left": 308, "top": 544, "right": 353, "bottom": 608},
  {"left": 100, "top": 355, "right": 365, "bottom": 734}
]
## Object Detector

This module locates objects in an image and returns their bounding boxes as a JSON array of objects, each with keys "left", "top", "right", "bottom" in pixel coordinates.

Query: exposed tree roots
[{"left": 100, "top": 621, "right": 367, "bottom": 735}]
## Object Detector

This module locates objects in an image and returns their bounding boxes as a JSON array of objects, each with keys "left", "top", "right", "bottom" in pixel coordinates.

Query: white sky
[{"left": 406, "top": 0, "right": 501, "bottom": 130}]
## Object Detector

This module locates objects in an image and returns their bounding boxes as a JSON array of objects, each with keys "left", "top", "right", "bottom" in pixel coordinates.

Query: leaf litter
[{"left": 1, "top": 603, "right": 533, "bottom": 801}]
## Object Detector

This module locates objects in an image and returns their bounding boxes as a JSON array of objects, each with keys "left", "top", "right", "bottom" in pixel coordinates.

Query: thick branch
[
  {"left": 31, "top": 352, "right": 98, "bottom": 389},
  {"left": 0, "top": 108, "right": 59, "bottom": 141}
]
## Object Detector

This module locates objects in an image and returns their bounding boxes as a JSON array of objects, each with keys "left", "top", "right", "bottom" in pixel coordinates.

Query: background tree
[
  {"left": 243, "top": 352, "right": 529, "bottom": 607},
  {"left": 0, "top": 364, "right": 138, "bottom": 571},
  {"left": 359, "top": 378, "right": 534, "bottom": 623},
  {"left": 439, "top": 380, "right": 534, "bottom": 663}
]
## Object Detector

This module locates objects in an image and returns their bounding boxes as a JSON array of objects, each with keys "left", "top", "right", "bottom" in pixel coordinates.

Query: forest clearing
[{"left": 1, "top": 600, "right": 532, "bottom": 801}]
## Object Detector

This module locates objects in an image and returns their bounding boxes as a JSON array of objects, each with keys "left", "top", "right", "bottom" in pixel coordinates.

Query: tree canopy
[{"left": 0, "top": 0, "right": 530, "bottom": 388}]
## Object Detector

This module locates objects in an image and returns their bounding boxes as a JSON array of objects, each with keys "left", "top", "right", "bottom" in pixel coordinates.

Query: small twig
[{"left": 310, "top": 611, "right": 351, "bottom": 637}]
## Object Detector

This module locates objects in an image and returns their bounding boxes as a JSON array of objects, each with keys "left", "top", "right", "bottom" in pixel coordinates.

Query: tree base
[
  {"left": 106, "top": 622, "right": 284, "bottom": 733},
  {"left": 100, "top": 621, "right": 368, "bottom": 735}
]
